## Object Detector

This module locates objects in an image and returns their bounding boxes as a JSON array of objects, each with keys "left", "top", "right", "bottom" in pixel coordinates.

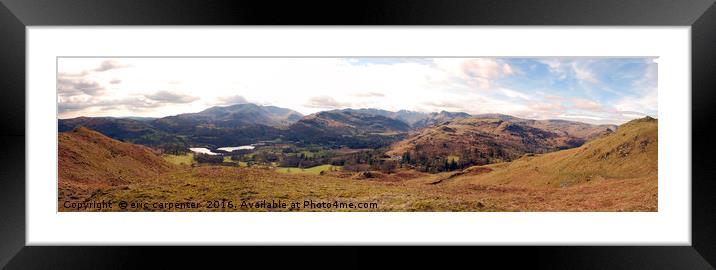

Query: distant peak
[
  {"left": 225, "top": 102, "right": 257, "bottom": 108},
  {"left": 621, "top": 116, "right": 658, "bottom": 127}
]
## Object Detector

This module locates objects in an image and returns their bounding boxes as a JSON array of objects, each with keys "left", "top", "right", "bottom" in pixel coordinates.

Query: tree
[
  {"left": 402, "top": 152, "right": 411, "bottom": 164},
  {"left": 194, "top": 153, "right": 223, "bottom": 164},
  {"left": 449, "top": 159, "right": 458, "bottom": 171},
  {"left": 380, "top": 160, "right": 397, "bottom": 174}
]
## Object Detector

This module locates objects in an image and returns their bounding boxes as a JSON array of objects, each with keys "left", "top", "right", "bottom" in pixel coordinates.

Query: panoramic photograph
[{"left": 57, "top": 57, "right": 658, "bottom": 212}]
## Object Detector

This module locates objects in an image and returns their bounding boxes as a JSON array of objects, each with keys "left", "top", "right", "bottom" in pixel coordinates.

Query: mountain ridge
[
  {"left": 59, "top": 103, "right": 628, "bottom": 152},
  {"left": 388, "top": 115, "right": 616, "bottom": 169}
]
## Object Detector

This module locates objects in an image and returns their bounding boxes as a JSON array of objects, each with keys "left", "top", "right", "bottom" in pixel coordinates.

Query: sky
[{"left": 57, "top": 57, "right": 657, "bottom": 125}]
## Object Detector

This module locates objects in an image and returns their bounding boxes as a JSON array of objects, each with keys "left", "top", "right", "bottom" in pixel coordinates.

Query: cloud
[
  {"left": 57, "top": 70, "right": 90, "bottom": 78},
  {"left": 459, "top": 58, "right": 515, "bottom": 89},
  {"left": 144, "top": 91, "right": 199, "bottom": 104},
  {"left": 94, "top": 60, "right": 130, "bottom": 72},
  {"left": 353, "top": 92, "right": 385, "bottom": 98},
  {"left": 500, "top": 88, "right": 531, "bottom": 100},
  {"left": 433, "top": 58, "right": 515, "bottom": 90},
  {"left": 529, "top": 101, "right": 565, "bottom": 113},
  {"left": 540, "top": 59, "right": 600, "bottom": 84},
  {"left": 612, "top": 91, "right": 657, "bottom": 116},
  {"left": 540, "top": 59, "right": 567, "bottom": 80},
  {"left": 56, "top": 57, "right": 656, "bottom": 124},
  {"left": 57, "top": 77, "right": 105, "bottom": 96},
  {"left": 557, "top": 114, "right": 605, "bottom": 121},
  {"left": 58, "top": 96, "right": 161, "bottom": 113},
  {"left": 305, "top": 96, "right": 352, "bottom": 109},
  {"left": 215, "top": 95, "right": 249, "bottom": 105},
  {"left": 421, "top": 100, "right": 466, "bottom": 111},
  {"left": 571, "top": 62, "right": 598, "bottom": 84},
  {"left": 461, "top": 59, "right": 505, "bottom": 79},
  {"left": 502, "top": 64, "right": 514, "bottom": 75},
  {"left": 571, "top": 98, "right": 602, "bottom": 111}
]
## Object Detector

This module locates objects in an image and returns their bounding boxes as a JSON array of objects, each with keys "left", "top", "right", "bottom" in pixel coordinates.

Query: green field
[
  {"left": 223, "top": 156, "right": 248, "bottom": 167},
  {"left": 162, "top": 154, "right": 253, "bottom": 167},
  {"left": 162, "top": 154, "right": 194, "bottom": 165},
  {"left": 275, "top": 164, "right": 342, "bottom": 175},
  {"left": 285, "top": 150, "right": 334, "bottom": 159}
]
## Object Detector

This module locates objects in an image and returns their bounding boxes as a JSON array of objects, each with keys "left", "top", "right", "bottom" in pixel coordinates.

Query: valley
[{"left": 58, "top": 104, "right": 656, "bottom": 212}]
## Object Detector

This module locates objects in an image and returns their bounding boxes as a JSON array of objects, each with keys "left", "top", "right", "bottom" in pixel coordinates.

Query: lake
[
  {"left": 189, "top": 145, "right": 255, "bottom": 155},
  {"left": 217, "top": 145, "right": 255, "bottom": 152},
  {"left": 189, "top": 147, "right": 220, "bottom": 155}
]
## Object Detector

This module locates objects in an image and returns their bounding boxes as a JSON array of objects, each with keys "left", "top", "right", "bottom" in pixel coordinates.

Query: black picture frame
[{"left": 1, "top": 0, "right": 715, "bottom": 268}]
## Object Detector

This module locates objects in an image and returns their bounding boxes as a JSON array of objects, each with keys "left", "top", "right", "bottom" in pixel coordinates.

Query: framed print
[{"left": 2, "top": 0, "right": 716, "bottom": 268}]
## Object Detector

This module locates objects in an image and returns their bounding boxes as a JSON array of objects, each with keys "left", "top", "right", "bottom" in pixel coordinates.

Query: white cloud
[
  {"left": 613, "top": 91, "right": 657, "bottom": 116},
  {"left": 305, "top": 96, "right": 352, "bottom": 109},
  {"left": 94, "top": 60, "right": 131, "bottom": 72},
  {"left": 433, "top": 58, "right": 514, "bottom": 89},
  {"left": 571, "top": 62, "right": 599, "bottom": 84},
  {"left": 539, "top": 59, "right": 567, "bottom": 80},
  {"left": 500, "top": 88, "right": 531, "bottom": 100},
  {"left": 541, "top": 59, "right": 600, "bottom": 84},
  {"left": 572, "top": 98, "right": 602, "bottom": 111},
  {"left": 144, "top": 91, "right": 199, "bottom": 104},
  {"left": 213, "top": 95, "right": 249, "bottom": 105},
  {"left": 557, "top": 114, "right": 605, "bottom": 121},
  {"left": 56, "top": 58, "right": 655, "bottom": 125}
]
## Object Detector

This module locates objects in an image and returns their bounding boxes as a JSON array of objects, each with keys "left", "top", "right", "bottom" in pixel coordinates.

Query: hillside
[
  {"left": 388, "top": 116, "right": 609, "bottom": 166},
  {"left": 471, "top": 113, "right": 616, "bottom": 139},
  {"left": 58, "top": 116, "right": 186, "bottom": 146},
  {"left": 154, "top": 103, "right": 303, "bottom": 130},
  {"left": 451, "top": 116, "right": 657, "bottom": 187},
  {"left": 412, "top": 111, "right": 471, "bottom": 128},
  {"left": 286, "top": 109, "right": 411, "bottom": 148},
  {"left": 58, "top": 127, "right": 176, "bottom": 197},
  {"left": 58, "top": 103, "right": 302, "bottom": 147},
  {"left": 337, "top": 108, "right": 470, "bottom": 128}
]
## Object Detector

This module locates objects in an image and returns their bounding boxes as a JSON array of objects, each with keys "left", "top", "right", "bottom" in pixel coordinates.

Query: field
[
  {"left": 163, "top": 154, "right": 194, "bottom": 166},
  {"left": 59, "top": 165, "right": 655, "bottom": 212},
  {"left": 275, "top": 164, "right": 342, "bottom": 175},
  {"left": 222, "top": 156, "right": 248, "bottom": 167}
]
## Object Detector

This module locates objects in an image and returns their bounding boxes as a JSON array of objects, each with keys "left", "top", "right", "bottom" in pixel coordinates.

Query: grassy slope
[
  {"left": 387, "top": 117, "right": 580, "bottom": 162},
  {"left": 62, "top": 164, "right": 655, "bottom": 212},
  {"left": 430, "top": 117, "right": 658, "bottom": 211},
  {"left": 451, "top": 117, "right": 657, "bottom": 187},
  {"left": 275, "top": 164, "right": 342, "bottom": 175},
  {"left": 163, "top": 153, "right": 195, "bottom": 166},
  {"left": 58, "top": 127, "right": 176, "bottom": 197}
]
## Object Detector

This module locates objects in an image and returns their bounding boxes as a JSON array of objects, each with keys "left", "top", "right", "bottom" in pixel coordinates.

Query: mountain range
[{"left": 59, "top": 102, "right": 617, "bottom": 152}]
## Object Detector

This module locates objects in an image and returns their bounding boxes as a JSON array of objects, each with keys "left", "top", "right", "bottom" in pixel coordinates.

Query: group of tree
[
  {"left": 159, "top": 143, "right": 189, "bottom": 155},
  {"left": 194, "top": 153, "right": 223, "bottom": 164},
  {"left": 399, "top": 146, "right": 509, "bottom": 173},
  {"left": 337, "top": 150, "right": 400, "bottom": 174}
]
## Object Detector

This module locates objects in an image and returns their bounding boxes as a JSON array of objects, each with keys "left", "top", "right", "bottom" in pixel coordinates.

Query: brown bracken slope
[
  {"left": 451, "top": 116, "right": 657, "bottom": 187},
  {"left": 388, "top": 116, "right": 614, "bottom": 163},
  {"left": 58, "top": 127, "right": 176, "bottom": 198}
]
